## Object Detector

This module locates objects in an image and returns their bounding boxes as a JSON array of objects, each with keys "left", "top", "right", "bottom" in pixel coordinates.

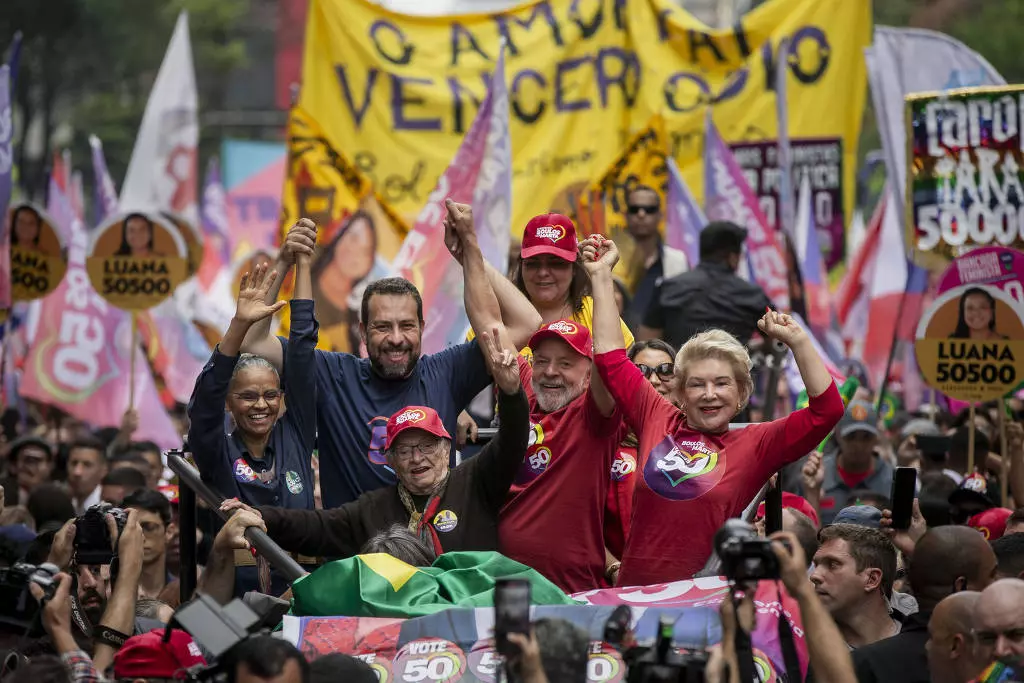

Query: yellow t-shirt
[{"left": 467, "top": 295, "right": 634, "bottom": 359}]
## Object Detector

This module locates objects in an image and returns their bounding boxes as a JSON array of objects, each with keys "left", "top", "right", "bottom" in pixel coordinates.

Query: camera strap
[
  {"left": 731, "top": 592, "right": 757, "bottom": 683},
  {"left": 776, "top": 582, "right": 803, "bottom": 683},
  {"left": 68, "top": 569, "right": 94, "bottom": 638}
]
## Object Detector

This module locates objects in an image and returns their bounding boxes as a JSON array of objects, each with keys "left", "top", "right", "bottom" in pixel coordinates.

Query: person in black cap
[{"left": 638, "top": 220, "right": 772, "bottom": 351}]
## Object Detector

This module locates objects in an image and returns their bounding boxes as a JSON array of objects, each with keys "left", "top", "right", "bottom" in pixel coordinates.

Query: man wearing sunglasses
[{"left": 622, "top": 185, "right": 688, "bottom": 330}]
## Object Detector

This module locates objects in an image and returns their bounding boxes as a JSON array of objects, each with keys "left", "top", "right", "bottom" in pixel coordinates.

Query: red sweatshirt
[{"left": 594, "top": 349, "right": 844, "bottom": 586}]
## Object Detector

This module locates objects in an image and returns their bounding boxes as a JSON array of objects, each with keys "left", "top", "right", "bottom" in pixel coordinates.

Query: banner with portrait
[
  {"left": 292, "top": 0, "right": 869, "bottom": 247},
  {"left": 7, "top": 202, "right": 68, "bottom": 301},
  {"left": 906, "top": 86, "right": 1024, "bottom": 272}
]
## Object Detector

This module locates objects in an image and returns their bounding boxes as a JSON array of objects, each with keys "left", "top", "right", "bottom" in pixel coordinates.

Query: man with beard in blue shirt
[{"left": 240, "top": 211, "right": 541, "bottom": 508}]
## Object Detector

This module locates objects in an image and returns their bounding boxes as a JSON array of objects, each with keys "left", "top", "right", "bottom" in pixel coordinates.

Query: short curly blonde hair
[{"left": 675, "top": 329, "right": 754, "bottom": 407}]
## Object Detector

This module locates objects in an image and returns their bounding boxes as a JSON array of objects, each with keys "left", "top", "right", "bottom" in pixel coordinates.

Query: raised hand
[
  {"left": 801, "top": 451, "right": 824, "bottom": 498},
  {"left": 580, "top": 234, "right": 619, "bottom": 275},
  {"left": 770, "top": 530, "right": 812, "bottom": 597},
  {"left": 235, "top": 262, "right": 288, "bottom": 324},
  {"left": 481, "top": 326, "right": 521, "bottom": 395},
  {"left": 280, "top": 218, "right": 317, "bottom": 265},
  {"left": 443, "top": 199, "right": 476, "bottom": 264},
  {"left": 757, "top": 308, "right": 808, "bottom": 349},
  {"left": 880, "top": 499, "right": 927, "bottom": 557}
]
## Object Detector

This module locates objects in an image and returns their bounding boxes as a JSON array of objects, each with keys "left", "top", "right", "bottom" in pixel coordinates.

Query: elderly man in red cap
[
  {"left": 221, "top": 327, "right": 529, "bottom": 560},
  {"left": 498, "top": 319, "right": 626, "bottom": 593}
]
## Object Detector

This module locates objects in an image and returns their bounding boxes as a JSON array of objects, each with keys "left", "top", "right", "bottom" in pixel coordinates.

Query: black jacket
[
  {"left": 851, "top": 611, "right": 930, "bottom": 683},
  {"left": 643, "top": 260, "right": 772, "bottom": 349},
  {"left": 259, "top": 387, "right": 529, "bottom": 558}
]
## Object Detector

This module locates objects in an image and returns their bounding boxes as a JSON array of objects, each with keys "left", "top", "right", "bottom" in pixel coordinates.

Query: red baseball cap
[
  {"left": 520, "top": 213, "right": 578, "bottom": 261},
  {"left": 385, "top": 406, "right": 451, "bottom": 451},
  {"left": 528, "top": 319, "right": 593, "bottom": 359},
  {"left": 757, "top": 492, "right": 820, "bottom": 527},
  {"left": 968, "top": 507, "right": 1013, "bottom": 540},
  {"left": 114, "top": 629, "right": 207, "bottom": 680}
]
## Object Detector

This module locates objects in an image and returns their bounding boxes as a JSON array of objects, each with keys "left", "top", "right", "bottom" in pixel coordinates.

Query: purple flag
[
  {"left": 703, "top": 111, "right": 790, "bottom": 309},
  {"left": 664, "top": 156, "right": 706, "bottom": 267},
  {"left": 393, "top": 44, "right": 511, "bottom": 352},
  {"left": 89, "top": 135, "right": 120, "bottom": 223},
  {"left": 0, "top": 65, "right": 12, "bottom": 309},
  {"left": 200, "top": 157, "right": 232, "bottom": 270}
]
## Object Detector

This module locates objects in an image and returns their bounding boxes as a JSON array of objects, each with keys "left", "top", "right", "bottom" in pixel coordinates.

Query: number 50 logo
[{"left": 393, "top": 639, "right": 466, "bottom": 682}]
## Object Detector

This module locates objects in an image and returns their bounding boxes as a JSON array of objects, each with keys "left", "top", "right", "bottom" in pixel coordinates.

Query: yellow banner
[
  {"left": 294, "top": 0, "right": 869, "bottom": 245},
  {"left": 279, "top": 108, "right": 409, "bottom": 351}
]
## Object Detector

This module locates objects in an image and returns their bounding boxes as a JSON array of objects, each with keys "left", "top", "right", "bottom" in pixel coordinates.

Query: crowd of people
[{"left": 1, "top": 188, "right": 1023, "bottom": 682}]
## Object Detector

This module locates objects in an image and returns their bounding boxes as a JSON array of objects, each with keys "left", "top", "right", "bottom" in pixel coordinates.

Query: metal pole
[{"left": 167, "top": 452, "right": 307, "bottom": 582}]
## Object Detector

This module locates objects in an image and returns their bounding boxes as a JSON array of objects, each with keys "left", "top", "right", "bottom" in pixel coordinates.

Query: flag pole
[
  {"left": 128, "top": 312, "right": 138, "bottom": 409},
  {"left": 874, "top": 284, "right": 910, "bottom": 414},
  {"left": 1000, "top": 400, "right": 1010, "bottom": 506},
  {"left": 967, "top": 404, "right": 976, "bottom": 475}
]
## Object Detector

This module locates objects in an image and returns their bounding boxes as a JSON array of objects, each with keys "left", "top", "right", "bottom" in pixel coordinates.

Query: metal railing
[{"left": 167, "top": 452, "right": 306, "bottom": 604}]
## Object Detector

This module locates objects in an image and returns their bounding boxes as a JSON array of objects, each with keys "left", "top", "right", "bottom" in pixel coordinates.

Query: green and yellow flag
[{"left": 291, "top": 551, "right": 579, "bottom": 619}]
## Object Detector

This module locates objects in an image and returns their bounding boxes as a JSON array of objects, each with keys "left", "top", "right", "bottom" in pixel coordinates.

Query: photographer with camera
[{"left": 40, "top": 506, "right": 145, "bottom": 673}]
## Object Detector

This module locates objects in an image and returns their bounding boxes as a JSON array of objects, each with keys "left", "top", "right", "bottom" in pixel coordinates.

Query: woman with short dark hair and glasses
[{"left": 187, "top": 254, "right": 318, "bottom": 513}]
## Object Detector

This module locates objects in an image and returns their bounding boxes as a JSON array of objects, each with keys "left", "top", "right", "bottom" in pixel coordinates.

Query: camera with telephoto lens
[
  {"left": 714, "top": 519, "right": 782, "bottom": 582},
  {"left": 75, "top": 503, "right": 128, "bottom": 566},
  {"left": 624, "top": 616, "right": 707, "bottom": 683},
  {"left": 0, "top": 562, "right": 61, "bottom": 632}
]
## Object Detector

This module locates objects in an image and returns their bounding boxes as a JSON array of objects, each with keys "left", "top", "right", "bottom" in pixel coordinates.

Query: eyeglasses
[
  {"left": 232, "top": 390, "right": 282, "bottom": 404},
  {"left": 627, "top": 204, "right": 660, "bottom": 216},
  {"left": 392, "top": 441, "right": 443, "bottom": 459},
  {"left": 636, "top": 363, "right": 674, "bottom": 380},
  {"left": 973, "top": 628, "right": 1024, "bottom": 647}
]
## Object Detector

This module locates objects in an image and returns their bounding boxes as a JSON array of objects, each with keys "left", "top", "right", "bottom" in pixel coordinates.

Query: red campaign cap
[
  {"left": 528, "top": 319, "right": 593, "bottom": 359},
  {"left": 968, "top": 507, "right": 1014, "bottom": 541},
  {"left": 756, "top": 492, "right": 821, "bottom": 527},
  {"left": 385, "top": 406, "right": 451, "bottom": 451},
  {"left": 114, "top": 629, "right": 207, "bottom": 680},
  {"left": 520, "top": 213, "right": 579, "bottom": 261}
]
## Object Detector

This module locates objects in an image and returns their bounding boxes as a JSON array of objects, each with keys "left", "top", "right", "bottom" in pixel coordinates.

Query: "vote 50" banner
[{"left": 906, "top": 86, "right": 1024, "bottom": 272}]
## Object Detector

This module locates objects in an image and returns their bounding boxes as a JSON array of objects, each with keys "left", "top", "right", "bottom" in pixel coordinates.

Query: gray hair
[
  {"left": 231, "top": 353, "right": 280, "bottom": 383},
  {"left": 360, "top": 524, "right": 436, "bottom": 566}
]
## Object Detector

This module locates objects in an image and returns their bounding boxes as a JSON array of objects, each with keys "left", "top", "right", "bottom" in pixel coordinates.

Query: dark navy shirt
[
  {"left": 187, "top": 299, "right": 318, "bottom": 509},
  {"left": 277, "top": 336, "right": 491, "bottom": 509}
]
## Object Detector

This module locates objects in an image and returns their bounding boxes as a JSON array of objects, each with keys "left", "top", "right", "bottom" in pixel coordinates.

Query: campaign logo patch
[
  {"left": 285, "top": 470, "right": 304, "bottom": 495},
  {"left": 366, "top": 416, "right": 389, "bottom": 465},
  {"left": 515, "top": 445, "right": 552, "bottom": 485},
  {"left": 527, "top": 421, "right": 545, "bottom": 449},
  {"left": 433, "top": 509, "right": 458, "bottom": 532},
  {"left": 611, "top": 452, "right": 637, "bottom": 482},
  {"left": 643, "top": 436, "right": 724, "bottom": 500},
  {"left": 233, "top": 459, "right": 256, "bottom": 483},
  {"left": 535, "top": 225, "right": 566, "bottom": 242},
  {"left": 395, "top": 408, "right": 427, "bottom": 425},
  {"left": 546, "top": 320, "right": 577, "bottom": 335}
]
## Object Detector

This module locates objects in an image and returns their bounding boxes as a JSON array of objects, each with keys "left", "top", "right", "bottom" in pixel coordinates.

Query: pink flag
[
  {"left": 703, "top": 113, "right": 790, "bottom": 309},
  {"left": 392, "top": 45, "right": 511, "bottom": 353},
  {"left": 795, "top": 174, "right": 831, "bottom": 332},
  {"left": 20, "top": 174, "right": 180, "bottom": 448}
]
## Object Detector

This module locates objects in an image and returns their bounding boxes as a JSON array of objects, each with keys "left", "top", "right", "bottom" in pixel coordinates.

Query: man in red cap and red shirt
[
  {"left": 498, "top": 320, "right": 626, "bottom": 593},
  {"left": 114, "top": 629, "right": 208, "bottom": 681}
]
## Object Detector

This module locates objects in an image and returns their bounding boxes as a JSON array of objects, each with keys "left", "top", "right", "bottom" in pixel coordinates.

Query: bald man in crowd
[
  {"left": 975, "top": 579, "right": 1024, "bottom": 675},
  {"left": 852, "top": 526, "right": 998, "bottom": 683},
  {"left": 926, "top": 592, "right": 988, "bottom": 683}
]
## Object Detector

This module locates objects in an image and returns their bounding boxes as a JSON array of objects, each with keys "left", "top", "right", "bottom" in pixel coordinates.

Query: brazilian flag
[{"left": 291, "top": 551, "right": 580, "bottom": 619}]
